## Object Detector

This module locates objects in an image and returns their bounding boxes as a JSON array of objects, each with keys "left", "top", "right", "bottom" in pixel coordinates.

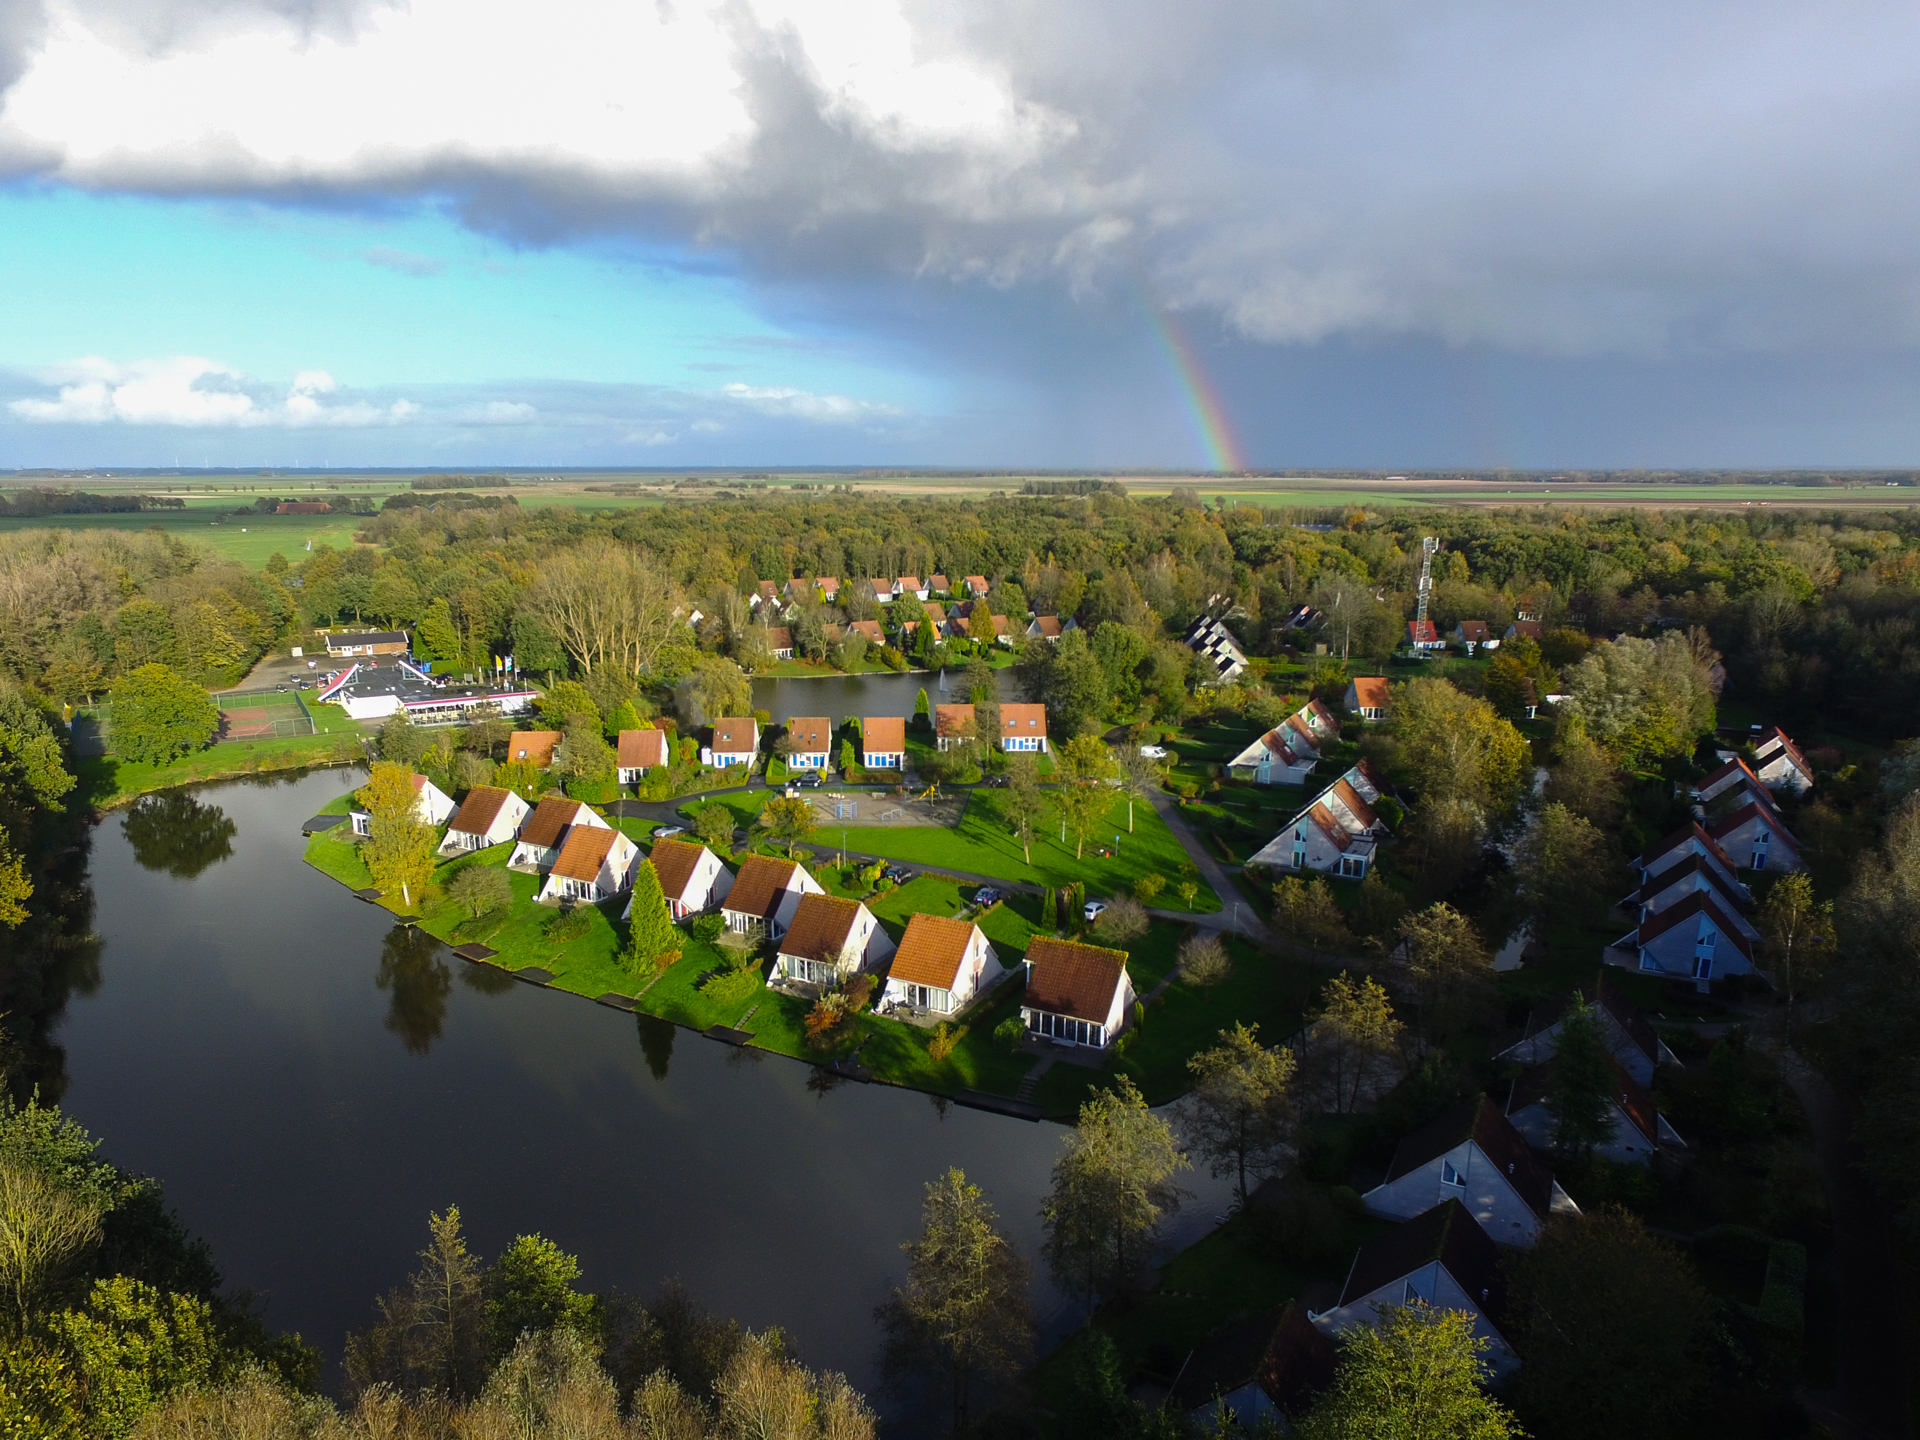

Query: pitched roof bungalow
[
  {"left": 1344, "top": 676, "right": 1390, "bottom": 720},
  {"left": 816, "top": 576, "right": 842, "bottom": 602},
  {"left": 1628, "top": 853, "right": 1758, "bottom": 941},
  {"left": 1361, "top": 1095, "right": 1579, "bottom": 1246},
  {"left": 1407, "top": 619, "right": 1444, "bottom": 650},
  {"left": 1454, "top": 620, "right": 1492, "bottom": 648},
  {"left": 1310, "top": 1200, "right": 1518, "bottom": 1378},
  {"left": 509, "top": 796, "right": 608, "bottom": 873},
  {"left": 616, "top": 728, "right": 670, "bottom": 783},
  {"left": 537, "top": 825, "right": 640, "bottom": 904},
  {"left": 709, "top": 717, "right": 760, "bottom": 767},
  {"left": 1020, "top": 937, "right": 1135, "bottom": 1049},
  {"left": 964, "top": 575, "right": 990, "bottom": 598},
  {"left": 1504, "top": 1055, "right": 1684, "bottom": 1166},
  {"left": 1497, "top": 970, "right": 1680, "bottom": 1086},
  {"left": 1228, "top": 700, "right": 1339, "bottom": 785},
  {"left": 1506, "top": 618, "right": 1543, "bottom": 641},
  {"left": 784, "top": 716, "right": 834, "bottom": 770},
  {"left": 751, "top": 580, "right": 782, "bottom": 609},
  {"left": 896, "top": 576, "right": 927, "bottom": 600},
  {"left": 862, "top": 715, "right": 906, "bottom": 769},
  {"left": 1634, "top": 822, "right": 1742, "bottom": 890},
  {"left": 857, "top": 577, "right": 893, "bottom": 605},
  {"left": 772, "top": 893, "right": 896, "bottom": 987},
  {"left": 1025, "top": 614, "right": 1064, "bottom": 642},
  {"left": 437, "top": 786, "right": 531, "bottom": 855},
  {"left": 929, "top": 574, "right": 952, "bottom": 596},
  {"left": 1184, "top": 615, "right": 1248, "bottom": 685},
  {"left": 848, "top": 619, "right": 887, "bottom": 647},
  {"left": 1246, "top": 764, "right": 1387, "bottom": 880},
  {"left": 1694, "top": 755, "right": 1767, "bottom": 806},
  {"left": 720, "top": 855, "right": 824, "bottom": 940},
  {"left": 623, "top": 839, "right": 732, "bottom": 921},
  {"left": 1752, "top": 727, "right": 1814, "bottom": 794},
  {"left": 934, "top": 703, "right": 978, "bottom": 750},
  {"left": 882, "top": 914, "right": 1004, "bottom": 1017},
  {"left": 761, "top": 625, "right": 795, "bottom": 661},
  {"left": 507, "top": 730, "right": 563, "bottom": 768}
]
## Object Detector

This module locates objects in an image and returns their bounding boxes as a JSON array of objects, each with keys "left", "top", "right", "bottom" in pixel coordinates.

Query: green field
[{"left": 0, "top": 500, "right": 374, "bottom": 568}]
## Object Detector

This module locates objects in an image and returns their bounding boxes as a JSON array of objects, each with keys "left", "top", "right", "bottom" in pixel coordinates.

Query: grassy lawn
[
  {"left": 1032, "top": 931, "right": 1323, "bottom": 1117},
  {"left": 77, "top": 729, "right": 365, "bottom": 810},
  {"left": 806, "top": 790, "right": 1221, "bottom": 913},
  {"left": 0, "top": 501, "right": 374, "bottom": 568}
]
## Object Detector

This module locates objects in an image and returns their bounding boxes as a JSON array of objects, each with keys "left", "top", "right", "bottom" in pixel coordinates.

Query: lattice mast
[{"left": 1415, "top": 536, "right": 1438, "bottom": 626}]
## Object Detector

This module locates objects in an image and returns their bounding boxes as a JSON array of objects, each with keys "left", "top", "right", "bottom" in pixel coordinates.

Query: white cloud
[
  {"left": 454, "top": 400, "right": 538, "bottom": 424},
  {"left": 721, "top": 382, "right": 893, "bottom": 421},
  {"left": 7, "top": 356, "right": 418, "bottom": 427}
]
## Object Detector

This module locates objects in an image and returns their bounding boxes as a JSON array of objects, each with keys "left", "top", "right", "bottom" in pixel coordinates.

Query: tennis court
[{"left": 215, "top": 690, "right": 316, "bottom": 741}]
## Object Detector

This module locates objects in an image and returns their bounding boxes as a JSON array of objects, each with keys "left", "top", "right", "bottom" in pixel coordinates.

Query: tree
[
  {"left": 1400, "top": 796, "right": 1489, "bottom": 902},
  {"left": 0, "top": 837, "right": 28, "bottom": 929},
  {"left": 1183, "top": 1023, "right": 1296, "bottom": 1204},
  {"left": 416, "top": 597, "right": 462, "bottom": 666},
  {"left": 377, "top": 708, "right": 432, "bottom": 768},
  {"left": 964, "top": 657, "right": 1001, "bottom": 749},
  {"left": 446, "top": 864, "right": 512, "bottom": 922},
  {"left": 756, "top": 795, "right": 816, "bottom": 855},
  {"left": 557, "top": 717, "right": 616, "bottom": 791},
  {"left": 1178, "top": 932, "right": 1232, "bottom": 994},
  {"left": 107, "top": 665, "right": 218, "bottom": 765},
  {"left": 678, "top": 656, "right": 751, "bottom": 726},
  {"left": 1385, "top": 678, "right": 1530, "bottom": 814},
  {"left": 1051, "top": 780, "right": 1111, "bottom": 860},
  {"left": 1041, "top": 1077, "right": 1190, "bottom": 1311},
  {"left": 521, "top": 540, "right": 683, "bottom": 678},
  {"left": 0, "top": 1161, "right": 101, "bottom": 1337},
  {"left": 912, "top": 687, "right": 932, "bottom": 732},
  {"left": 1757, "top": 871, "right": 1834, "bottom": 1036},
  {"left": 486, "top": 1234, "right": 594, "bottom": 1359},
  {"left": 537, "top": 680, "right": 601, "bottom": 731},
  {"left": 345, "top": 1207, "right": 489, "bottom": 1399},
  {"left": 1056, "top": 734, "right": 1113, "bottom": 785},
  {"left": 626, "top": 859, "right": 677, "bottom": 973},
  {"left": 1543, "top": 998, "right": 1617, "bottom": 1161},
  {"left": 49, "top": 1276, "right": 219, "bottom": 1437},
  {"left": 1090, "top": 895, "right": 1148, "bottom": 945},
  {"left": 1312, "top": 972, "right": 1403, "bottom": 1113},
  {"left": 1309, "top": 573, "right": 1399, "bottom": 663},
  {"left": 1565, "top": 631, "right": 1719, "bottom": 767},
  {"left": 369, "top": 568, "right": 422, "bottom": 627},
  {"left": 355, "top": 762, "right": 437, "bottom": 908},
  {"left": 876, "top": 1168, "right": 1033, "bottom": 1433},
  {"left": 1001, "top": 755, "right": 1045, "bottom": 863},
  {"left": 693, "top": 803, "right": 737, "bottom": 852},
  {"left": 1039, "top": 631, "right": 1108, "bottom": 737},
  {"left": 1273, "top": 876, "right": 1353, "bottom": 951},
  {"left": 1544, "top": 721, "right": 1625, "bottom": 827},
  {"left": 1397, "top": 903, "right": 1491, "bottom": 1036},
  {"left": 1505, "top": 1210, "right": 1714, "bottom": 1440},
  {"left": 1109, "top": 745, "right": 1158, "bottom": 833},
  {"left": 967, "top": 595, "right": 996, "bottom": 644},
  {"left": 1511, "top": 802, "right": 1612, "bottom": 923},
  {"left": 120, "top": 792, "right": 236, "bottom": 880},
  {"left": 111, "top": 599, "right": 175, "bottom": 673},
  {"left": 1300, "top": 1303, "right": 1521, "bottom": 1440}
]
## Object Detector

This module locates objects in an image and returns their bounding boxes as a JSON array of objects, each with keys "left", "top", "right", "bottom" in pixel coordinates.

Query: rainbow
[{"left": 1148, "top": 307, "right": 1247, "bottom": 474}]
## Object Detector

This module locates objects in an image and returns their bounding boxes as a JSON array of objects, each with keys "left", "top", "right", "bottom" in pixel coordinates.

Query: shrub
[
  {"left": 700, "top": 966, "right": 760, "bottom": 1007},
  {"left": 652, "top": 948, "right": 682, "bottom": 976},
  {"left": 843, "top": 974, "right": 876, "bottom": 1012},
  {"left": 1249, "top": 1184, "right": 1347, "bottom": 1268},
  {"left": 544, "top": 906, "right": 593, "bottom": 943},
  {"left": 928, "top": 1022, "right": 965, "bottom": 1063},
  {"left": 805, "top": 992, "right": 853, "bottom": 1049},
  {"left": 1179, "top": 933, "right": 1232, "bottom": 993},
  {"left": 1133, "top": 873, "right": 1166, "bottom": 905},
  {"left": 447, "top": 864, "right": 513, "bottom": 922},
  {"left": 1174, "top": 881, "right": 1199, "bottom": 905},
  {"left": 1091, "top": 895, "right": 1149, "bottom": 945},
  {"left": 685, "top": 913, "right": 724, "bottom": 943},
  {"left": 994, "top": 1016, "right": 1027, "bottom": 1053}
]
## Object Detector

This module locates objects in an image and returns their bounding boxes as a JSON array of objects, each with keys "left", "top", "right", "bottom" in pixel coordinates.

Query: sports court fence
[{"left": 212, "top": 687, "right": 317, "bottom": 741}]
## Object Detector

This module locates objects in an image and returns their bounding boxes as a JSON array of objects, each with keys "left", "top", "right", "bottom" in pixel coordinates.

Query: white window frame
[{"left": 1441, "top": 1159, "right": 1465, "bottom": 1188}]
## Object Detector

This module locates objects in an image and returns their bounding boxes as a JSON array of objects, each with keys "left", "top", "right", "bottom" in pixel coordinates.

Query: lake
[
  {"left": 51, "top": 768, "right": 1228, "bottom": 1401},
  {"left": 751, "top": 667, "right": 1020, "bottom": 725}
]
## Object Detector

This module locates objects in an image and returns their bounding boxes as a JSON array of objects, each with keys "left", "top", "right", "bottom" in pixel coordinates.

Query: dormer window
[{"left": 1441, "top": 1160, "right": 1465, "bottom": 1188}]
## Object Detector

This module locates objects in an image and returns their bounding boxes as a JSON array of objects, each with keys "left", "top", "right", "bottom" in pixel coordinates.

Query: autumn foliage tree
[{"left": 355, "top": 761, "right": 437, "bottom": 908}]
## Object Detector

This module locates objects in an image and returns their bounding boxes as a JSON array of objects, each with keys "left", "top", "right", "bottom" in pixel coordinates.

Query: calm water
[
  {"left": 750, "top": 668, "right": 1019, "bottom": 725},
  {"left": 54, "top": 768, "right": 1226, "bottom": 1396}
]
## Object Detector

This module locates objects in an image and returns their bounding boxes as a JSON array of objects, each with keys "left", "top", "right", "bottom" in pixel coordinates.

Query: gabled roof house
[
  {"left": 772, "top": 893, "right": 896, "bottom": 986},
  {"left": 1170, "top": 1305, "right": 1337, "bottom": 1432},
  {"left": 537, "top": 825, "right": 640, "bottom": 904},
  {"left": 710, "top": 717, "right": 759, "bottom": 767},
  {"left": 1504, "top": 1055, "right": 1684, "bottom": 1166},
  {"left": 509, "top": 796, "right": 608, "bottom": 873},
  {"left": 506, "top": 730, "right": 563, "bottom": 768},
  {"left": 350, "top": 773, "right": 455, "bottom": 837},
  {"left": 1020, "top": 937, "right": 1135, "bottom": 1049},
  {"left": 1361, "top": 1095, "right": 1579, "bottom": 1246},
  {"left": 1610, "top": 888, "right": 1757, "bottom": 987},
  {"left": 1228, "top": 701, "right": 1339, "bottom": 785},
  {"left": 616, "top": 728, "right": 670, "bottom": 784},
  {"left": 1752, "top": 728, "right": 1814, "bottom": 794},
  {"left": 1497, "top": 970, "right": 1679, "bottom": 1086},
  {"left": 882, "top": 914, "right": 1003, "bottom": 1017},
  {"left": 720, "top": 855, "right": 824, "bottom": 941},
  {"left": 1310, "top": 1200, "right": 1519, "bottom": 1377},
  {"left": 862, "top": 715, "right": 906, "bottom": 769},
  {"left": 784, "top": 716, "right": 833, "bottom": 770},
  {"left": 1246, "top": 764, "right": 1388, "bottom": 880},
  {"left": 1345, "top": 676, "right": 1389, "bottom": 721},
  {"left": 437, "top": 786, "right": 531, "bottom": 855},
  {"left": 1708, "top": 798, "right": 1802, "bottom": 873},
  {"left": 623, "top": 839, "right": 732, "bottom": 921}
]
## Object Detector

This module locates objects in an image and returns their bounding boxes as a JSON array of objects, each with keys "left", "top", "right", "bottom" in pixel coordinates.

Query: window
[
  {"left": 1692, "top": 952, "right": 1713, "bottom": 980},
  {"left": 1339, "top": 856, "right": 1366, "bottom": 878},
  {"left": 1404, "top": 1280, "right": 1424, "bottom": 1305},
  {"left": 1441, "top": 1160, "right": 1465, "bottom": 1188},
  {"left": 1752, "top": 851, "right": 1767, "bottom": 871},
  {"left": 1291, "top": 851, "right": 1306, "bottom": 870}
]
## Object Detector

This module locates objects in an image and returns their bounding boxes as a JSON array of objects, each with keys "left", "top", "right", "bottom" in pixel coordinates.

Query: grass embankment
[
  {"left": 78, "top": 726, "right": 365, "bottom": 810},
  {"left": 304, "top": 788, "right": 1305, "bottom": 1110},
  {"left": 682, "top": 788, "right": 1221, "bottom": 914}
]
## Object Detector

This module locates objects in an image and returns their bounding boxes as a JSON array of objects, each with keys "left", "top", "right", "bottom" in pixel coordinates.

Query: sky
[{"left": 3, "top": 0, "right": 1920, "bottom": 470}]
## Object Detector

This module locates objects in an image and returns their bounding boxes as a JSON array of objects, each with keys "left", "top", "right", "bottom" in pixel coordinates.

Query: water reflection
[
  {"left": 458, "top": 959, "right": 518, "bottom": 996},
  {"left": 0, "top": 836, "right": 101, "bottom": 1104},
  {"left": 375, "top": 926, "right": 452, "bottom": 1055},
  {"left": 636, "top": 1014, "right": 674, "bottom": 1081},
  {"left": 121, "top": 793, "right": 237, "bottom": 879}
]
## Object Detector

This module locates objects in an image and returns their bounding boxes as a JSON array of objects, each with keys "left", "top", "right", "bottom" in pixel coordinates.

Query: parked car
[
  {"left": 972, "top": 887, "right": 1002, "bottom": 906},
  {"left": 1084, "top": 900, "right": 1107, "bottom": 922},
  {"left": 885, "top": 866, "right": 914, "bottom": 884},
  {"left": 1138, "top": 744, "right": 1169, "bottom": 759},
  {"left": 653, "top": 825, "right": 686, "bottom": 839},
  {"left": 796, "top": 772, "right": 825, "bottom": 788},
  {"left": 980, "top": 774, "right": 1008, "bottom": 788}
]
